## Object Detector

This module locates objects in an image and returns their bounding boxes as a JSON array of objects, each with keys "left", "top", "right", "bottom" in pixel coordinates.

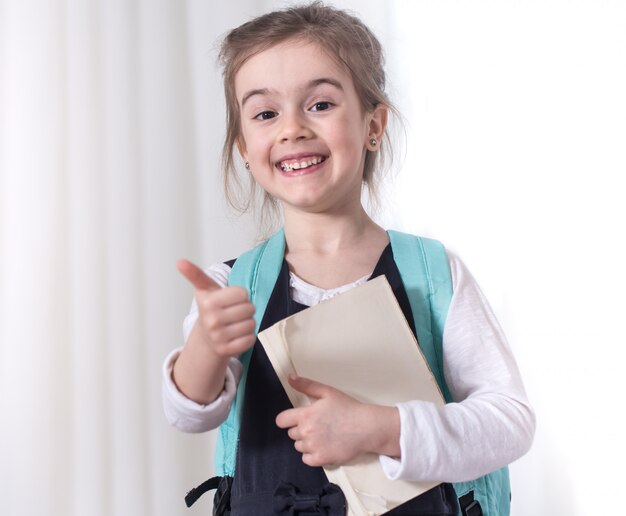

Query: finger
[
  {"left": 177, "top": 259, "right": 220, "bottom": 291},
  {"left": 195, "top": 293, "right": 254, "bottom": 326},
  {"left": 224, "top": 333, "right": 257, "bottom": 355},
  {"left": 216, "top": 300, "right": 255, "bottom": 325},
  {"left": 208, "top": 318, "right": 256, "bottom": 344},
  {"left": 287, "top": 375, "right": 334, "bottom": 399},
  {"left": 276, "top": 407, "right": 300, "bottom": 429},
  {"left": 302, "top": 453, "right": 325, "bottom": 468},
  {"left": 196, "top": 283, "right": 251, "bottom": 309},
  {"left": 287, "top": 427, "right": 300, "bottom": 441}
]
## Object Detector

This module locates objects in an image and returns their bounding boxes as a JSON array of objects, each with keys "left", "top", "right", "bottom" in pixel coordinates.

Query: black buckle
[
  {"left": 459, "top": 491, "right": 483, "bottom": 516},
  {"left": 185, "top": 475, "right": 233, "bottom": 515},
  {"left": 463, "top": 500, "right": 483, "bottom": 516},
  {"left": 273, "top": 481, "right": 346, "bottom": 516}
]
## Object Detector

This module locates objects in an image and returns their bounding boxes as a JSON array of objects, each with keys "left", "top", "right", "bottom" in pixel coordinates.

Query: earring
[
  {"left": 369, "top": 137, "right": 378, "bottom": 147},
  {"left": 244, "top": 161, "right": 250, "bottom": 170}
]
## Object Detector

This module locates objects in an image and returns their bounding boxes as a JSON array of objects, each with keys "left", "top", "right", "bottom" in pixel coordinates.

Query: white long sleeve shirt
[{"left": 162, "top": 251, "right": 535, "bottom": 483}]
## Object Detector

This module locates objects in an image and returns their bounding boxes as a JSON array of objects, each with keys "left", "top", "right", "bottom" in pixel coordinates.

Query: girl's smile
[{"left": 277, "top": 154, "right": 327, "bottom": 175}]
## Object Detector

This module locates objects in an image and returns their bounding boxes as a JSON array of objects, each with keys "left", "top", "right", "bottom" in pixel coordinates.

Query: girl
[{"left": 163, "top": 3, "right": 535, "bottom": 515}]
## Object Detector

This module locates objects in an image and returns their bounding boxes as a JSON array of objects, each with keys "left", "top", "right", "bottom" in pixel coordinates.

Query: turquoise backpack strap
[
  {"left": 388, "top": 230, "right": 511, "bottom": 516},
  {"left": 387, "top": 230, "right": 454, "bottom": 402},
  {"left": 214, "top": 229, "right": 286, "bottom": 477}
]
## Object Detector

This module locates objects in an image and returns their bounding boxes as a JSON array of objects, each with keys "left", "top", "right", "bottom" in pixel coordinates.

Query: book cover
[{"left": 258, "top": 275, "right": 444, "bottom": 515}]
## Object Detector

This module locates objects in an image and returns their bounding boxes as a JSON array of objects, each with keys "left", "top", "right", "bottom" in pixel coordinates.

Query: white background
[{"left": 1, "top": 1, "right": 624, "bottom": 515}]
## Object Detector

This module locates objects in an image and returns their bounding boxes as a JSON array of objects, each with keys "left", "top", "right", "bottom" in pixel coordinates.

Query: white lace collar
[{"left": 288, "top": 271, "right": 371, "bottom": 307}]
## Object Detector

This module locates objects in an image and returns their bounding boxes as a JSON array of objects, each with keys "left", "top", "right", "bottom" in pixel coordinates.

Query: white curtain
[
  {"left": 0, "top": 1, "right": 257, "bottom": 515},
  {"left": 1, "top": 1, "right": 625, "bottom": 515}
]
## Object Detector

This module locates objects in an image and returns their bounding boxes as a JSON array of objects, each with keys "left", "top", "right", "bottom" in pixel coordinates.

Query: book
[{"left": 258, "top": 275, "right": 445, "bottom": 516}]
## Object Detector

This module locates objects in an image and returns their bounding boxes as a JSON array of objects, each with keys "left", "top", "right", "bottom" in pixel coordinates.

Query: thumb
[
  {"left": 176, "top": 259, "right": 221, "bottom": 291},
  {"left": 288, "top": 375, "right": 333, "bottom": 400}
]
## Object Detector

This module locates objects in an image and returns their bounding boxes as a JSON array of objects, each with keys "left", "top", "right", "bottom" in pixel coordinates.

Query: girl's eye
[
  {"left": 311, "top": 102, "right": 332, "bottom": 112},
  {"left": 254, "top": 111, "right": 277, "bottom": 121}
]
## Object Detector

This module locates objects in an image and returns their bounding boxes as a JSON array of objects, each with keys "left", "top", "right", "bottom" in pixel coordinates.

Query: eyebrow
[{"left": 240, "top": 77, "right": 344, "bottom": 107}]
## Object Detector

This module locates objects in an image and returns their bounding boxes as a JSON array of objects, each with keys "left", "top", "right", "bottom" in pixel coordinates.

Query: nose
[{"left": 278, "top": 109, "right": 314, "bottom": 143}]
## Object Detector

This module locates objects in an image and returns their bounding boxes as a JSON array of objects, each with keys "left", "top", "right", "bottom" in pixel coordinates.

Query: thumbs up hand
[{"left": 176, "top": 259, "right": 257, "bottom": 358}]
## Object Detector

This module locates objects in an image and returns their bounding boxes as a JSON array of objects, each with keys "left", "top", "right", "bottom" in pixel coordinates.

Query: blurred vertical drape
[{"left": 0, "top": 1, "right": 257, "bottom": 515}]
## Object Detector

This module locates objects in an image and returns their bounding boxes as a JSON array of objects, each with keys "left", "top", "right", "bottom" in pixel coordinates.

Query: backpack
[{"left": 213, "top": 229, "right": 511, "bottom": 516}]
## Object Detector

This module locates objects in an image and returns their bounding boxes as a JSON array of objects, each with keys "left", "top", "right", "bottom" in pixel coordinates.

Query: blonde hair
[{"left": 218, "top": 1, "right": 398, "bottom": 226}]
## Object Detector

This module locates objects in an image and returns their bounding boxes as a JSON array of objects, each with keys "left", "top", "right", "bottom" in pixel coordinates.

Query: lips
[{"left": 277, "top": 155, "right": 327, "bottom": 172}]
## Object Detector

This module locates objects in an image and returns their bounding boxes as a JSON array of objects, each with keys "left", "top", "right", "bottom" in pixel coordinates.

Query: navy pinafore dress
[{"left": 222, "top": 245, "right": 460, "bottom": 515}]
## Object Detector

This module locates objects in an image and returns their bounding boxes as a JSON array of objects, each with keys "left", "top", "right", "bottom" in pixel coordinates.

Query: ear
[{"left": 366, "top": 104, "right": 388, "bottom": 151}]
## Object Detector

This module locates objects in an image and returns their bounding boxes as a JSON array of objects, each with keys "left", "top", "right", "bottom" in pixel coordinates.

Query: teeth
[{"left": 280, "top": 156, "right": 324, "bottom": 172}]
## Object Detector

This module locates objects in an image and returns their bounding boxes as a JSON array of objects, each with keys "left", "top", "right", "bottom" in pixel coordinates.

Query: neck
[{"left": 282, "top": 202, "right": 384, "bottom": 255}]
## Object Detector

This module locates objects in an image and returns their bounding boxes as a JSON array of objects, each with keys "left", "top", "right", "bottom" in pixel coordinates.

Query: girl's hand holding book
[{"left": 276, "top": 375, "right": 401, "bottom": 468}]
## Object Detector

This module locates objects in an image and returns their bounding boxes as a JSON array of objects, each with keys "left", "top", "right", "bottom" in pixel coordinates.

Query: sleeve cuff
[
  {"left": 378, "top": 402, "right": 411, "bottom": 480},
  {"left": 161, "top": 347, "right": 242, "bottom": 433},
  {"left": 379, "top": 454, "right": 403, "bottom": 480}
]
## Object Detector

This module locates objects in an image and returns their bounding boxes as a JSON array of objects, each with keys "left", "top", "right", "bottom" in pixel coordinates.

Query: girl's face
[{"left": 234, "top": 39, "right": 386, "bottom": 215}]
